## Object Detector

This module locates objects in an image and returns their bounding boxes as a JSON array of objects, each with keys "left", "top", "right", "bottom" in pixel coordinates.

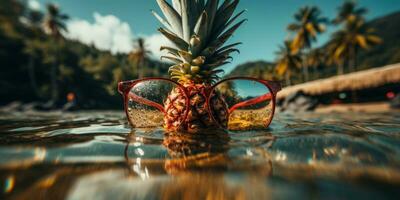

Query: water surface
[{"left": 0, "top": 111, "right": 399, "bottom": 199}]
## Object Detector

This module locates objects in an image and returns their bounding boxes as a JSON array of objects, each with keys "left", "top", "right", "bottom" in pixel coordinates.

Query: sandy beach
[{"left": 315, "top": 102, "right": 395, "bottom": 113}]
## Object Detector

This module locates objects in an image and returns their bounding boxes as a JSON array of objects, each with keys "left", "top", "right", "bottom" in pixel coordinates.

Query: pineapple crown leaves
[{"left": 153, "top": 0, "right": 246, "bottom": 84}]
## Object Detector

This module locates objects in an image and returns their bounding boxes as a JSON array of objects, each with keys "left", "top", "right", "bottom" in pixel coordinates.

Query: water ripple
[{"left": 0, "top": 111, "right": 399, "bottom": 199}]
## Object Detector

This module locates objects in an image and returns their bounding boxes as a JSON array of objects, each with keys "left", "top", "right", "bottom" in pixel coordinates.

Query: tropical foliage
[
  {"left": 0, "top": 0, "right": 397, "bottom": 108},
  {"left": 327, "top": 1, "right": 381, "bottom": 74},
  {"left": 305, "top": 48, "right": 326, "bottom": 79},
  {"left": 275, "top": 41, "right": 302, "bottom": 86},
  {"left": 0, "top": 0, "right": 168, "bottom": 108},
  {"left": 232, "top": 0, "right": 390, "bottom": 86},
  {"left": 287, "top": 6, "right": 328, "bottom": 81},
  {"left": 129, "top": 38, "right": 152, "bottom": 79},
  {"left": 43, "top": 4, "right": 69, "bottom": 104},
  {"left": 332, "top": 0, "right": 367, "bottom": 25}
]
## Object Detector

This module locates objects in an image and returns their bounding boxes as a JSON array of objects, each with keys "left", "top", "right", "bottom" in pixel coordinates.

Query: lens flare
[{"left": 4, "top": 175, "right": 15, "bottom": 193}]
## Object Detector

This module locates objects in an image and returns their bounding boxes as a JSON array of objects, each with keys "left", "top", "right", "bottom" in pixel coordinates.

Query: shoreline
[
  {"left": 277, "top": 64, "right": 400, "bottom": 100},
  {"left": 315, "top": 102, "right": 395, "bottom": 113}
]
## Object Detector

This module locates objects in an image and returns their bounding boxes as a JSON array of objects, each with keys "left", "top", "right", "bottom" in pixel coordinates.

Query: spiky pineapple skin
[{"left": 164, "top": 84, "right": 228, "bottom": 133}]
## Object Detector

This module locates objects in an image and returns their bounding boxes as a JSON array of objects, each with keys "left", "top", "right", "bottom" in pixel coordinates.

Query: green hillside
[
  {"left": 357, "top": 11, "right": 400, "bottom": 69},
  {"left": 227, "top": 60, "right": 279, "bottom": 80}
]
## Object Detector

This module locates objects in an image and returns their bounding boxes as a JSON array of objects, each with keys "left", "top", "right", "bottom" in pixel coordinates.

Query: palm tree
[
  {"left": 275, "top": 41, "right": 302, "bottom": 86},
  {"left": 328, "top": 15, "right": 381, "bottom": 74},
  {"left": 287, "top": 6, "right": 327, "bottom": 82},
  {"left": 44, "top": 4, "right": 68, "bottom": 38},
  {"left": 305, "top": 48, "right": 326, "bottom": 79},
  {"left": 23, "top": 10, "right": 43, "bottom": 97},
  {"left": 329, "top": 1, "right": 381, "bottom": 73},
  {"left": 128, "top": 38, "right": 151, "bottom": 79},
  {"left": 43, "top": 3, "right": 68, "bottom": 103},
  {"left": 326, "top": 35, "right": 346, "bottom": 75},
  {"left": 332, "top": 0, "right": 367, "bottom": 25}
]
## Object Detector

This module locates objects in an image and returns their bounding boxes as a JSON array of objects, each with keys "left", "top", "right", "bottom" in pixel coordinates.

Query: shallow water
[{"left": 0, "top": 111, "right": 399, "bottom": 200}]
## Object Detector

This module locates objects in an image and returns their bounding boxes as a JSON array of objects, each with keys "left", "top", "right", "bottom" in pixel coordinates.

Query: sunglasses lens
[
  {"left": 211, "top": 79, "right": 274, "bottom": 130},
  {"left": 126, "top": 80, "right": 186, "bottom": 128}
]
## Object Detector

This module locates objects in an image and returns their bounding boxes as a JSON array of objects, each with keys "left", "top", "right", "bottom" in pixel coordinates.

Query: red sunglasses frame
[{"left": 118, "top": 77, "right": 281, "bottom": 130}]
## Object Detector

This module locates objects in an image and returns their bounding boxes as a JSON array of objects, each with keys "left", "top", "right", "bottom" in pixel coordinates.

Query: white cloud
[
  {"left": 66, "top": 13, "right": 133, "bottom": 54},
  {"left": 65, "top": 13, "right": 174, "bottom": 59},
  {"left": 28, "top": 0, "right": 41, "bottom": 11},
  {"left": 143, "top": 33, "right": 175, "bottom": 60}
]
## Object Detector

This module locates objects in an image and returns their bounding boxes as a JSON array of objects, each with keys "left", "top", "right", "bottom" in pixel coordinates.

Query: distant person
[{"left": 63, "top": 92, "right": 78, "bottom": 111}]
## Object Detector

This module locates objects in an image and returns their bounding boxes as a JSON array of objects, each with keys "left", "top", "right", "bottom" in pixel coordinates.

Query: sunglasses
[{"left": 118, "top": 77, "right": 281, "bottom": 131}]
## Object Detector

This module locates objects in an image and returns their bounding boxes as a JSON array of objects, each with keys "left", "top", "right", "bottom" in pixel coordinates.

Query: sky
[{"left": 29, "top": 0, "right": 400, "bottom": 73}]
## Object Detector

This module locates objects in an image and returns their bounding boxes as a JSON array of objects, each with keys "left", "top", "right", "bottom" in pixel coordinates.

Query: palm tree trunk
[
  {"left": 50, "top": 38, "right": 60, "bottom": 104},
  {"left": 136, "top": 64, "right": 140, "bottom": 79},
  {"left": 131, "top": 62, "right": 137, "bottom": 79},
  {"left": 135, "top": 59, "right": 143, "bottom": 79},
  {"left": 354, "top": 47, "right": 358, "bottom": 71},
  {"left": 349, "top": 58, "right": 355, "bottom": 73},
  {"left": 285, "top": 72, "right": 291, "bottom": 86},
  {"left": 137, "top": 63, "right": 142, "bottom": 79},
  {"left": 301, "top": 50, "right": 309, "bottom": 82},
  {"left": 348, "top": 46, "right": 356, "bottom": 73},
  {"left": 347, "top": 46, "right": 359, "bottom": 102},
  {"left": 50, "top": 60, "right": 58, "bottom": 103},
  {"left": 312, "top": 65, "right": 318, "bottom": 80},
  {"left": 337, "top": 60, "right": 344, "bottom": 75},
  {"left": 303, "top": 59, "right": 309, "bottom": 82},
  {"left": 28, "top": 55, "right": 39, "bottom": 97},
  {"left": 139, "top": 58, "right": 145, "bottom": 78}
]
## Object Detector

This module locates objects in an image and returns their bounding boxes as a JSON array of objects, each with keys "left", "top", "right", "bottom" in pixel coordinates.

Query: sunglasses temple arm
[
  {"left": 127, "top": 93, "right": 165, "bottom": 113},
  {"left": 228, "top": 93, "right": 273, "bottom": 114}
]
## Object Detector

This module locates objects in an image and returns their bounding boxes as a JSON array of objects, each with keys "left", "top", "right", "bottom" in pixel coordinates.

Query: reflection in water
[
  {"left": 34, "top": 148, "right": 47, "bottom": 162},
  {"left": 0, "top": 111, "right": 400, "bottom": 199},
  {"left": 162, "top": 130, "right": 230, "bottom": 158},
  {"left": 124, "top": 130, "right": 235, "bottom": 176},
  {"left": 67, "top": 171, "right": 271, "bottom": 200},
  {"left": 67, "top": 131, "right": 272, "bottom": 199}
]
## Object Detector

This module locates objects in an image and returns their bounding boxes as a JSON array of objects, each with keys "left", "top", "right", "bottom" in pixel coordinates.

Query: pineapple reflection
[
  {"left": 8, "top": 131, "right": 271, "bottom": 199},
  {"left": 157, "top": 173, "right": 271, "bottom": 200},
  {"left": 162, "top": 130, "right": 230, "bottom": 174},
  {"left": 122, "top": 131, "right": 273, "bottom": 200},
  {"left": 124, "top": 130, "right": 231, "bottom": 175}
]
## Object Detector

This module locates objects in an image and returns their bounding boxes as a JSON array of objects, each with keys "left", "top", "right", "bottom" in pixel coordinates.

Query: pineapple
[{"left": 153, "top": 0, "right": 245, "bottom": 133}]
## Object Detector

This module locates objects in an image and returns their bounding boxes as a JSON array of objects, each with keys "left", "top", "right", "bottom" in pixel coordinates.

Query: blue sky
[{"left": 30, "top": 0, "right": 400, "bottom": 73}]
